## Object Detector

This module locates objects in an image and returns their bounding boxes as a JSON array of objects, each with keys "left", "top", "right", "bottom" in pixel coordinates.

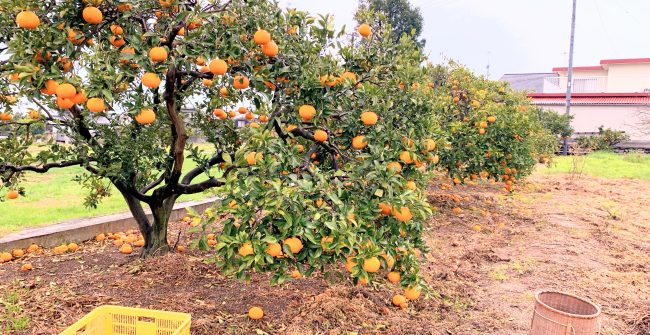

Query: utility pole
[{"left": 561, "top": 0, "right": 577, "bottom": 155}]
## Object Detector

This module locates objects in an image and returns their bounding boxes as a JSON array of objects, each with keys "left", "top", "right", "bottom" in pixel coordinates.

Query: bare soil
[{"left": 1, "top": 171, "right": 649, "bottom": 335}]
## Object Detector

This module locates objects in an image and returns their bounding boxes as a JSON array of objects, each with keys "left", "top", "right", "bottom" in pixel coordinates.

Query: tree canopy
[{"left": 356, "top": 0, "right": 425, "bottom": 47}]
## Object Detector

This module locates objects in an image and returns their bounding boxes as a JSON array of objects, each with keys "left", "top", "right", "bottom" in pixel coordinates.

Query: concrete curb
[{"left": 0, "top": 197, "right": 217, "bottom": 251}]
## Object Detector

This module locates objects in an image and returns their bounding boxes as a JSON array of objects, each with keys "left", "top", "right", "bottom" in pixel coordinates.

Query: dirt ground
[{"left": 1, "top": 171, "right": 649, "bottom": 335}]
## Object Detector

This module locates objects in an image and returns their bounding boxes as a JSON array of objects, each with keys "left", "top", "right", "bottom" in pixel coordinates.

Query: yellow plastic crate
[{"left": 59, "top": 305, "right": 191, "bottom": 335}]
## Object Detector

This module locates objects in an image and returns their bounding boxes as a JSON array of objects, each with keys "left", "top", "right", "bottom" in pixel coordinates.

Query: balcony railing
[{"left": 543, "top": 76, "right": 608, "bottom": 93}]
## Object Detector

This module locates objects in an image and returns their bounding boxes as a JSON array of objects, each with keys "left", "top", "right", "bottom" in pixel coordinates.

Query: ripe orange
[
  {"left": 283, "top": 237, "right": 303, "bottom": 254},
  {"left": 209, "top": 59, "right": 227, "bottom": 75},
  {"left": 387, "top": 271, "right": 401, "bottom": 284},
  {"left": 313, "top": 130, "right": 328, "bottom": 142},
  {"left": 340, "top": 71, "right": 357, "bottom": 83},
  {"left": 248, "top": 306, "right": 264, "bottom": 320},
  {"left": 56, "top": 97, "right": 75, "bottom": 109},
  {"left": 113, "top": 239, "right": 124, "bottom": 246},
  {"left": 298, "top": 105, "right": 316, "bottom": 121},
  {"left": 253, "top": 29, "right": 271, "bottom": 45},
  {"left": 357, "top": 23, "right": 372, "bottom": 37},
  {"left": 360, "top": 111, "right": 378, "bottom": 125},
  {"left": 12, "top": 249, "right": 24, "bottom": 257},
  {"left": 345, "top": 256, "right": 357, "bottom": 272},
  {"left": 20, "top": 263, "right": 33, "bottom": 272},
  {"left": 261, "top": 40, "right": 278, "bottom": 57},
  {"left": 110, "top": 24, "right": 123, "bottom": 35},
  {"left": 423, "top": 139, "right": 436, "bottom": 151},
  {"left": 149, "top": 47, "right": 168, "bottom": 62},
  {"left": 26, "top": 244, "right": 39, "bottom": 253},
  {"left": 134, "top": 239, "right": 145, "bottom": 247},
  {"left": 213, "top": 108, "right": 226, "bottom": 119},
  {"left": 117, "top": 3, "right": 133, "bottom": 11},
  {"left": 176, "top": 245, "right": 186, "bottom": 253},
  {"left": 86, "top": 98, "right": 105, "bottom": 113},
  {"left": 386, "top": 161, "right": 402, "bottom": 173},
  {"left": 452, "top": 207, "right": 463, "bottom": 215},
  {"left": 135, "top": 108, "right": 156, "bottom": 125},
  {"left": 119, "top": 244, "right": 133, "bottom": 254},
  {"left": 233, "top": 75, "right": 249, "bottom": 89},
  {"left": 109, "top": 35, "right": 125, "bottom": 47},
  {"left": 142, "top": 72, "right": 161, "bottom": 88},
  {"left": 67, "top": 243, "right": 79, "bottom": 252},
  {"left": 379, "top": 203, "right": 392, "bottom": 215},
  {"left": 95, "top": 233, "right": 106, "bottom": 241},
  {"left": 56, "top": 83, "right": 76, "bottom": 99},
  {"left": 405, "top": 180, "right": 416, "bottom": 190},
  {"left": 42, "top": 79, "right": 59, "bottom": 95},
  {"left": 363, "top": 257, "right": 381, "bottom": 273},
  {"left": 53, "top": 244, "right": 69, "bottom": 254},
  {"left": 70, "top": 91, "right": 88, "bottom": 105},
  {"left": 245, "top": 152, "right": 258, "bottom": 166},
  {"left": 392, "top": 294, "right": 406, "bottom": 306},
  {"left": 238, "top": 242, "right": 254, "bottom": 257},
  {"left": 265, "top": 243, "right": 282, "bottom": 257},
  {"left": 6, "top": 190, "right": 19, "bottom": 199},
  {"left": 404, "top": 287, "right": 421, "bottom": 300},
  {"left": 16, "top": 11, "right": 40, "bottom": 29},
  {"left": 320, "top": 236, "right": 334, "bottom": 251},
  {"left": 393, "top": 207, "right": 413, "bottom": 222},
  {"left": 399, "top": 151, "right": 414, "bottom": 164},
  {"left": 487, "top": 115, "right": 496, "bottom": 123},
  {"left": 0, "top": 252, "right": 12, "bottom": 262},
  {"left": 291, "top": 270, "right": 302, "bottom": 279},
  {"left": 352, "top": 135, "right": 367, "bottom": 149},
  {"left": 82, "top": 7, "right": 103, "bottom": 24}
]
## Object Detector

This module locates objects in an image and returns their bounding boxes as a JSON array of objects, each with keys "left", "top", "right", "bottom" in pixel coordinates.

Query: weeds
[{"left": 0, "top": 286, "right": 30, "bottom": 333}]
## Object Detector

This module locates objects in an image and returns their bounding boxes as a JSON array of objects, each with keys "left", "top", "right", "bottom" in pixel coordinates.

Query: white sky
[{"left": 278, "top": 0, "right": 650, "bottom": 79}]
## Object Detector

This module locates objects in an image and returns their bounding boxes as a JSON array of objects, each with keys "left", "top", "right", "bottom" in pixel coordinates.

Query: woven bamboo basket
[{"left": 530, "top": 290, "right": 601, "bottom": 335}]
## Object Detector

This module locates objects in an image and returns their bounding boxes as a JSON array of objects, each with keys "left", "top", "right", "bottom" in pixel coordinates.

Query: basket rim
[{"left": 535, "top": 290, "right": 601, "bottom": 319}]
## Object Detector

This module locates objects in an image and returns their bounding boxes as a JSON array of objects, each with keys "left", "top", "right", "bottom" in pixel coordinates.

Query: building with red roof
[{"left": 501, "top": 58, "right": 650, "bottom": 141}]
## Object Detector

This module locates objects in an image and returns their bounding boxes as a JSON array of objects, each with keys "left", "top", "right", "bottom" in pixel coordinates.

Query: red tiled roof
[
  {"left": 552, "top": 58, "right": 650, "bottom": 72},
  {"left": 552, "top": 66, "right": 603, "bottom": 72},
  {"left": 528, "top": 93, "right": 650, "bottom": 106},
  {"left": 600, "top": 58, "right": 650, "bottom": 65}
]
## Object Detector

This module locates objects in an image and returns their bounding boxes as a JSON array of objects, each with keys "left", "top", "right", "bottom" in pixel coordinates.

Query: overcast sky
[{"left": 278, "top": 0, "right": 650, "bottom": 79}]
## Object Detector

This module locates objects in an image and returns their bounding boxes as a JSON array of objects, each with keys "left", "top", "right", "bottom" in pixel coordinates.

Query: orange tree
[{"left": 426, "top": 64, "right": 556, "bottom": 191}]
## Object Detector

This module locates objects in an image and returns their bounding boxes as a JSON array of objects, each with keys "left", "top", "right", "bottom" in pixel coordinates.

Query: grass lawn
[
  {"left": 538, "top": 150, "right": 650, "bottom": 180},
  {"left": 0, "top": 144, "right": 219, "bottom": 236}
]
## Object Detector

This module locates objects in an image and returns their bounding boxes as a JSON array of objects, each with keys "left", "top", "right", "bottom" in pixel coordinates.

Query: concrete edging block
[{"left": 0, "top": 197, "right": 217, "bottom": 251}]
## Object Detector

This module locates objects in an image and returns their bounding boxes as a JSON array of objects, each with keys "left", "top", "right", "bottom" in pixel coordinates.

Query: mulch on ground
[{"left": 1, "top": 171, "right": 648, "bottom": 335}]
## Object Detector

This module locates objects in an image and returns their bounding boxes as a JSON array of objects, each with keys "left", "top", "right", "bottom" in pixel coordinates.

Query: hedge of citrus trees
[{"left": 0, "top": 0, "right": 554, "bottom": 298}]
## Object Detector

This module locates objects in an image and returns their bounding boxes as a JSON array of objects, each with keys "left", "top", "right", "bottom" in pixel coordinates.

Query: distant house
[
  {"left": 499, "top": 73, "right": 557, "bottom": 93},
  {"left": 501, "top": 58, "right": 650, "bottom": 141}
]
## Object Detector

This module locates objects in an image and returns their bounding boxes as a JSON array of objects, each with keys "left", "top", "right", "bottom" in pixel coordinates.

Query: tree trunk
[
  {"left": 142, "top": 195, "right": 179, "bottom": 257},
  {"left": 120, "top": 189, "right": 178, "bottom": 257}
]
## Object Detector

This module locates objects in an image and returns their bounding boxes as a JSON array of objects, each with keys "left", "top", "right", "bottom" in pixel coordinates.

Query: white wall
[
  {"left": 544, "top": 105, "right": 650, "bottom": 141},
  {"left": 605, "top": 63, "right": 650, "bottom": 93}
]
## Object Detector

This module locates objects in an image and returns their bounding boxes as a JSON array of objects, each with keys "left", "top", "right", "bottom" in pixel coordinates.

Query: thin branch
[
  {"left": 0, "top": 159, "right": 88, "bottom": 173},
  {"left": 180, "top": 151, "right": 227, "bottom": 185},
  {"left": 178, "top": 177, "right": 224, "bottom": 194},
  {"left": 141, "top": 174, "right": 165, "bottom": 194}
]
